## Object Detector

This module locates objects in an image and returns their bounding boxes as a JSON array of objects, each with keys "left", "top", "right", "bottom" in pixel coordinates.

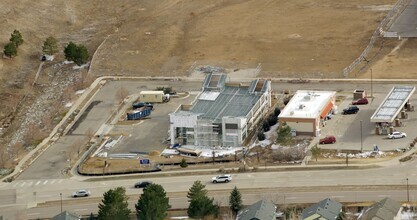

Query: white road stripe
[
  {"left": 332, "top": 196, "right": 345, "bottom": 198},
  {"left": 35, "top": 181, "right": 41, "bottom": 186},
  {"left": 27, "top": 181, "right": 33, "bottom": 187},
  {"left": 74, "top": 208, "right": 88, "bottom": 212},
  {"left": 43, "top": 180, "right": 48, "bottom": 185},
  {"left": 21, "top": 182, "right": 26, "bottom": 187},
  {"left": 58, "top": 179, "right": 63, "bottom": 184},
  {"left": 378, "top": 195, "right": 390, "bottom": 197},
  {"left": 50, "top": 179, "right": 56, "bottom": 184}
]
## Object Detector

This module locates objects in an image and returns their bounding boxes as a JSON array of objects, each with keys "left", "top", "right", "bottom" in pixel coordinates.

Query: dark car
[
  {"left": 352, "top": 98, "right": 368, "bottom": 105},
  {"left": 132, "top": 102, "right": 153, "bottom": 110},
  {"left": 342, "top": 106, "right": 359, "bottom": 115},
  {"left": 319, "top": 136, "right": 336, "bottom": 144},
  {"left": 134, "top": 181, "right": 153, "bottom": 188}
]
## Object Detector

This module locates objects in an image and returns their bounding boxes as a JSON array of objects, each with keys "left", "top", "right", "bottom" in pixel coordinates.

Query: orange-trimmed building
[{"left": 278, "top": 90, "right": 336, "bottom": 136}]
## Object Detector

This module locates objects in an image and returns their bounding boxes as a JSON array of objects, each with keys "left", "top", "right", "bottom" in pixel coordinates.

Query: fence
[{"left": 342, "top": 0, "right": 409, "bottom": 77}]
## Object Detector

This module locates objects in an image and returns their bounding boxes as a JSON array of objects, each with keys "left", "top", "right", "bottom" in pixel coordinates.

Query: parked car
[
  {"left": 352, "top": 98, "right": 368, "bottom": 105},
  {"left": 212, "top": 174, "right": 232, "bottom": 183},
  {"left": 72, "top": 189, "right": 91, "bottom": 198},
  {"left": 134, "top": 181, "right": 153, "bottom": 188},
  {"left": 342, "top": 106, "right": 359, "bottom": 115},
  {"left": 132, "top": 102, "right": 153, "bottom": 110},
  {"left": 319, "top": 136, "right": 336, "bottom": 144},
  {"left": 387, "top": 131, "right": 407, "bottom": 139}
]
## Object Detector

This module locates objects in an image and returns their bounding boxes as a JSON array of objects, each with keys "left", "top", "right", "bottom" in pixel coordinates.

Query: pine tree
[
  {"left": 42, "top": 36, "right": 59, "bottom": 55},
  {"left": 188, "top": 195, "right": 219, "bottom": 219},
  {"left": 64, "top": 41, "right": 77, "bottom": 61},
  {"left": 135, "top": 184, "right": 169, "bottom": 220},
  {"left": 4, "top": 42, "right": 17, "bottom": 58},
  {"left": 187, "top": 180, "right": 207, "bottom": 202},
  {"left": 229, "top": 186, "right": 243, "bottom": 217},
  {"left": 74, "top": 44, "right": 89, "bottom": 66},
  {"left": 180, "top": 158, "right": 188, "bottom": 168},
  {"left": 9, "top": 30, "right": 23, "bottom": 47},
  {"left": 97, "top": 187, "right": 131, "bottom": 220}
]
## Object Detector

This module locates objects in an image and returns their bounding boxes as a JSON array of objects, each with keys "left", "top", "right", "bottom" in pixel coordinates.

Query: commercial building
[
  {"left": 278, "top": 90, "right": 336, "bottom": 136},
  {"left": 139, "top": 90, "right": 164, "bottom": 103},
  {"left": 169, "top": 73, "right": 271, "bottom": 147}
]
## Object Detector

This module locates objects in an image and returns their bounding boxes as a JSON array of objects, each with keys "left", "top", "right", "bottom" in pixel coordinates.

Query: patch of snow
[
  {"left": 402, "top": 210, "right": 417, "bottom": 219},
  {"left": 258, "top": 139, "right": 271, "bottom": 148},
  {"left": 75, "top": 89, "right": 85, "bottom": 95},
  {"left": 63, "top": 60, "right": 74, "bottom": 64},
  {"left": 72, "top": 62, "right": 90, "bottom": 70},
  {"left": 65, "top": 102, "right": 73, "bottom": 108},
  {"left": 44, "top": 55, "right": 54, "bottom": 61},
  {"left": 264, "top": 123, "right": 279, "bottom": 139}
]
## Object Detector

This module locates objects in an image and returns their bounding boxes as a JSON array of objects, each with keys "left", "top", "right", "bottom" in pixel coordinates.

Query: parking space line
[
  {"left": 58, "top": 179, "right": 63, "bottom": 184},
  {"left": 35, "top": 181, "right": 41, "bottom": 186},
  {"left": 21, "top": 182, "right": 26, "bottom": 187},
  {"left": 43, "top": 180, "right": 48, "bottom": 185},
  {"left": 27, "top": 181, "right": 33, "bottom": 187},
  {"left": 50, "top": 180, "right": 56, "bottom": 184}
]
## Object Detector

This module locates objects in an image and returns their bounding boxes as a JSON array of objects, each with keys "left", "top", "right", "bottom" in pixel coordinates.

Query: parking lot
[
  {"left": 319, "top": 92, "right": 417, "bottom": 152},
  {"left": 106, "top": 93, "right": 197, "bottom": 154}
]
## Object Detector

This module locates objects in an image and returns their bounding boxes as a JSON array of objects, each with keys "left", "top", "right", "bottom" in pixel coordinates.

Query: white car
[
  {"left": 387, "top": 131, "right": 407, "bottom": 139},
  {"left": 212, "top": 174, "right": 232, "bottom": 183},
  {"left": 72, "top": 189, "right": 91, "bottom": 198}
]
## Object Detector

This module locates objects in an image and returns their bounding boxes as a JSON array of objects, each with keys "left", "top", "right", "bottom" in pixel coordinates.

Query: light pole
[
  {"left": 360, "top": 120, "right": 363, "bottom": 153},
  {"left": 60, "top": 192, "right": 63, "bottom": 213},
  {"left": 370, "top": 68, "right": 373, "bottom": 99},
  {"left": 407, "top": 178, "right": 410, "bottom": 203}
]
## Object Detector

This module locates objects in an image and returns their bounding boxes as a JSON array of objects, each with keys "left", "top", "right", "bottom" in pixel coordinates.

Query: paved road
[
  {"left": 1, "top": 161, "right": 417, "bottom": 219},
  {"left": 387, "top": 0, "right": 417, "bottom": 37}
]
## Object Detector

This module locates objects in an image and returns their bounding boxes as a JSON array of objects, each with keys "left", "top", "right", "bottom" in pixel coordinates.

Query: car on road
[
  {"left": 387, "top": 131, "right": 407, "bottom": 139},
  {"left": 134, "top": 181, "right": 153, "bottom": 188},
  {"left": 352, "top": 98, "right": 368, "bottom": 105},
  {"left": 342, "top": 106, "right": 359, "bottom": 115},
  {"left": 72, "top": 189, "right": 91, "bottom": 198},
  {"left": 319, "top": 136, "right": 336, "bottom": 144},
  {"left": 212, "top": 174, "right": 232, "bottom": 183}
]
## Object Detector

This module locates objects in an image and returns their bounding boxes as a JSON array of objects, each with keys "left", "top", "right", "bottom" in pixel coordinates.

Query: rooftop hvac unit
[
  {"left": 304, "top": 95, "right": 311, "bottom": 101},
  {"left": 290, "top": 111, "right": 294, "bottom": 115},
  {"left": 299, "top": 104, "right": 305, "bottom": 110}
]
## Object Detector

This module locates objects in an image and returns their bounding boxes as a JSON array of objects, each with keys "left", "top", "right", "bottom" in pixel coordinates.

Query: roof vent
[{"left": 304, "top": 95, "right": 311, "bottom": 100}]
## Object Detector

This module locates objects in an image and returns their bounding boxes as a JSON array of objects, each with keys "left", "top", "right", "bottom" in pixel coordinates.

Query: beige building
[
  {"left": 278, "top": 90, "right": 336, "bottom": 136},
  {"left": 139, "top": 91, "right": 164, "bottom": 103}
]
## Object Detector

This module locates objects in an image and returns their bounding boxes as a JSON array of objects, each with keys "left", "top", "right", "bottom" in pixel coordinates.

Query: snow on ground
[
  {"left": 182, "top": 145, "right": 243, "bottom": 158},
  {"left": 402, "top": 210, "right": 417, "bottom": 219},
  {"left": 331, "top": 151, "right": 393, "bottom": 159},
  {"left": 75, "top": 89, "right": 85, "bottom": 95},
  {"left": 65, "top": 102, "right": 73, "bottom": 108},
  {"left": 63, "top": 60, "right": 74, "bottom": 64},
  {"left": 72, "top": 62, "right": 90, "bottom": 70}
]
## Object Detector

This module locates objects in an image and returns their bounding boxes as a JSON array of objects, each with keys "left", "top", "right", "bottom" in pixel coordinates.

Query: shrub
[
  {"left": 257, "top": 132, "right": 266, "bottom": 141},
  {"left": 180, "top": 158, "right": 188, "bottom": 168}
]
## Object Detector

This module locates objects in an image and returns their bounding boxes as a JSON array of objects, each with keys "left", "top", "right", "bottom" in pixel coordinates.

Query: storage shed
[{"left": 139, "top": 91, "right": 164, "bottom": 103}]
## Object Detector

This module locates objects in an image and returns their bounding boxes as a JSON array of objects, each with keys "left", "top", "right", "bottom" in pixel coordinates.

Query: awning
[{"left": 320, "top": 102, "right": 333, "bottom": 119}]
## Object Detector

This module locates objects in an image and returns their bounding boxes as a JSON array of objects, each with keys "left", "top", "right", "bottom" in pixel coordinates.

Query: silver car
[
  {"left": 72, "top": 189, "right": 91, "bottom": 198},
  {"left": 387, "top": 131, "right": 407, "bottom": 139},
  {"left": 212, "top": 174, "right": 232, "bottom": 183}
]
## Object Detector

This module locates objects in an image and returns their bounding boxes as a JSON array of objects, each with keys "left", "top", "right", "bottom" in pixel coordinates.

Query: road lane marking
[
  {"left": 50, "top": 180, "right": 56, "bottom": 184},
  {"left": 43, "top": 180, "right": 48, "bottom": 185},
  {"left": 35, "top": 181, "right": 41, "bottom": 186},
  {"left": 27, "top": 181, "right": 33, "bottom": 187},
  {"left": 378, "top": 195, "right": 390, "bottom": 197},
  {"left": 58, "top": 179, "right": 63, "bottom": 184},
  {"left": 74, "top": 208, "right": 88, "bottom": 211},
  {"left": 21, "top": 182, "right": 26, "bottom": 187},
  {"left": 286, "top": 197, "right": 297, "bottom": 200},
  {"left": 332, "top": 196, "right": 345, "bottom": 198}
]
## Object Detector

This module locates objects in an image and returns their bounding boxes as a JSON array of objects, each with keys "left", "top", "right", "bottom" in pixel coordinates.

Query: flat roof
[
  {"left": 279, "top": 90, "right": 336, "bottom": 119},
  {"left": 370, "top": 86, "right": 415, "bottom": 123},
  {"left": 140, "top": 91, "right": 164, "bottom": 95}
]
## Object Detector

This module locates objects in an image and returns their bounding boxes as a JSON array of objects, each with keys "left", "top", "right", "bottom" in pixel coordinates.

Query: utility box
[
  {"left": 353, "top": 89, "right": 366, "bottom": 100},
  {"left": 139, "top": 91, "right": 164, "bottom": 103}
]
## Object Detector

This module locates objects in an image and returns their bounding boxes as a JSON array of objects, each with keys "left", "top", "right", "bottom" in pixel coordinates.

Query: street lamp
[
  {"left": 360, "top": 120, "right": 363, "bottom": 153},
  {"left": 407, "top": 178, "right": 410, "bottom": 203},
  {"left": 60, "top": 192, "right": 63, "bottom": 213}
]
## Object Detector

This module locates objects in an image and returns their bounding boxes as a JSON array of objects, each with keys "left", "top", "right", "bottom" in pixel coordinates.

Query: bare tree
[{"left": 116, "top": 87, "right": 129, "bottom": 103}]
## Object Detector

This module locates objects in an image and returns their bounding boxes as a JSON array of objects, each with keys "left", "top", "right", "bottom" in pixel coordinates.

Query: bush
[
  {"left": 274, "top": 107, "right": 281, "bottom": 117},
  {"left": 64, "top": 42, "right": 90, "bottom": 66},
  {"left": 276, "top": 123, "right": 294, "bottom": 146},
  {"left": 262, "top": 121, "right": 270, "bottom": 132},
  {"left": 180, "top": 158, "right": 188, "bottom": 168},
  {"left": 257, "top": 132, "right": 266, "bottom": 141},
  {"left": 3, "top": 42, "right": 17, "bottom": 57},
  {"left": 268, "top": 115, "right": 278, "bottom": 126}
]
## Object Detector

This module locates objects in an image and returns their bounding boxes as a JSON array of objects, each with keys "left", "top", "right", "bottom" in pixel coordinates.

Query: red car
[
  {"left": 352, "top": 98, "right": 368, "bottom": 105},
  {"left": 319, "top": 136, "right": 336, "bottom": 144}
]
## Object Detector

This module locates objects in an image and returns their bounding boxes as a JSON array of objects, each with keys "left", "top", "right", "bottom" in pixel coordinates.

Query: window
[{"left": 225, "top": 123, "right": 238, "bottom": 129}]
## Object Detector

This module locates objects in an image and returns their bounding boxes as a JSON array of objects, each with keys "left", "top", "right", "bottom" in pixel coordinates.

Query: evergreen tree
[
  {"left": 9, "top": 30, "right": 23, "bottom": 47},
  {"left": 229, "top": 186, "right": 243, "bottom": 217},
  {"left": 187, "top": 181, "right": 207, "bottom": 202},
  {"left": 4, "top": 42, "right": 17, "bottom": 57},
  {"left": 276, "top": 123, "right": 294, "bottom": 146},
  {"left": 42, "top": 36, "right": 59, "bottom": 55},
  {"left": 64, "top": 41, "right": 77, "bottom": 61},
  {"left": 74, "top": 44, "right": 89, "bottom": 66},
  {"left": 188, "top": 195, "right": 219, "bottom": 219},
  {"left": 180, "top": 158, "right": 188, "bottom": 168},
  {"left": 97, "top": 187, "right": 131, "bottom": 220},
  {"left": 311, "top": 144, "right": 321, "bottom": 162},
  {"left": 135, "top": 184, "right": 169, "bottom": 220}
]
